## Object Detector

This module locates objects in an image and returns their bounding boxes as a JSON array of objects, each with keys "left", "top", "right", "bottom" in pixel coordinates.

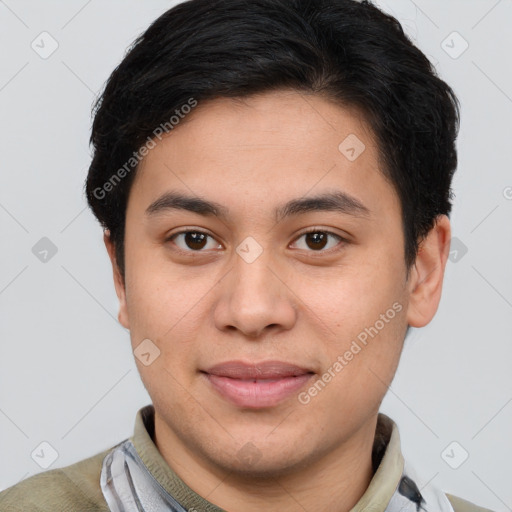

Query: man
[{"left": 0, "top": 0, "right": 494, "bottom": 510}]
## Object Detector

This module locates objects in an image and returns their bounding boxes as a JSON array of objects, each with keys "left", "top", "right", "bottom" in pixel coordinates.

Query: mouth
[{"left": 201, "top": 360, "right": 315, "bottom": 409}]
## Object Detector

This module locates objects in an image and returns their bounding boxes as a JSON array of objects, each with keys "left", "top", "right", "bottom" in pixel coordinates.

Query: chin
[
  {"left": 219, "top": 454, "right": 308, "bottom": 480},
  {"left": 207, "top": 436, "right": 318, "bottom": 480}
]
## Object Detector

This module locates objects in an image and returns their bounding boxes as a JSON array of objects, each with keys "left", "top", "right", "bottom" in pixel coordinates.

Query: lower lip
[{"left": 204, "top": 373, "right": 314, "bottom": 408}]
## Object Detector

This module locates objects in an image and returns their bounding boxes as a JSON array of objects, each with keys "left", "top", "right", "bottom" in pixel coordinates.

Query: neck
[{"left": 153, "top": 414, "right": 379, "bottom": 512}]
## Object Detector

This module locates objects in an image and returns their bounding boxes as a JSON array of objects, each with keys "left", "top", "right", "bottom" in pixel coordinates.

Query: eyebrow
[{"left": 145, "top": 190, "right": 371, "bottom": 222}]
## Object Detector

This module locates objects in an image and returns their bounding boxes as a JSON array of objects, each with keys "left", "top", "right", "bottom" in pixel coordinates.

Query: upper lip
[{"left": 203, "top": 360, "right": 314, "bottom": 379}]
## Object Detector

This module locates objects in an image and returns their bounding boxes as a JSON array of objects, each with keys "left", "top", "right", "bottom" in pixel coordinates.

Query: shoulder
[
  {"left": 0, "top": 447, "right": 112, "bottom": 512},
  {"left": 447, "top": 493, "right": 496, "bottom": 512}
]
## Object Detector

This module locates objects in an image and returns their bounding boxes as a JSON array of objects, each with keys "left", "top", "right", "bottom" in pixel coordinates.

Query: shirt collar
[{"left": 129, "top": 404, "right": 404, "bottom": 512}]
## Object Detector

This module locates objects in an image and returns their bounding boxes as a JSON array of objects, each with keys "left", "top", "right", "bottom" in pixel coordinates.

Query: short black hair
[{"left": 85, "top": 0, "right": 460, "bottom": 280}]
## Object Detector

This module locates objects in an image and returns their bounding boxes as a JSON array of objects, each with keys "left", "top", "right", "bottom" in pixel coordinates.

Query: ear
[
  {"left": 406, "top": 215, "right": 451, "bottom": 328},
  {"left": 103, "top": 230, "right": 130, "bottom": 329}
]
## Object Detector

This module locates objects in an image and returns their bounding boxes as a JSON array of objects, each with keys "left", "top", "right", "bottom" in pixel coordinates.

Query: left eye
[{"left": 291, "top": 230, "right": 344, "bottom": 251}]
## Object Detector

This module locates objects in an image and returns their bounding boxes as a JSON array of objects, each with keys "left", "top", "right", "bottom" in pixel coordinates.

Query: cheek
[
  {"left": 125, "top": 269, "right": 204, "bottom": 401},
  {"left": 299, "top": 257, "right": 408, "bottom": 381},
  {"left": 124, "top": 252, "right": 201, "bottom": 335},
  {"left": 308, "top": 302, "right": 407, "bottom": 426},
  {"left": 302, "top": 255, "right": 404, "bottom": 325},
  {"left": 123, "top": 259, "right": 221, "bottom": 382}
]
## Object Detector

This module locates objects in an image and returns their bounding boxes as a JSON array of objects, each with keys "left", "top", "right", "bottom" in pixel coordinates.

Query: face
[{"left": 106, "top": 90, "right": 448, "bottom": 478}]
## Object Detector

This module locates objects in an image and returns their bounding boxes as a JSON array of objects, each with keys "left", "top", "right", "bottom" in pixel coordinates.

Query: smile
[{"left": 201, "top": 360, "right": 315, "bottom": 408}]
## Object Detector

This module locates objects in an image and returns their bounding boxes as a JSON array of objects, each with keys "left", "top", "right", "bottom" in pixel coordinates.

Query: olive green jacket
[{"left": 0, "top": 406, "right": 494, "bottom": 511}]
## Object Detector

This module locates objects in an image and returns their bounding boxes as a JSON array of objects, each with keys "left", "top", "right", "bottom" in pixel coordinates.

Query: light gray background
[{"left": 0, "top": 1, "right": 511, "bottom": 510}]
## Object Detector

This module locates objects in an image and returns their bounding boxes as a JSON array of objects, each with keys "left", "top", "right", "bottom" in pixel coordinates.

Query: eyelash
[{"left": 166, "top": 228, "right": 347, "bottom": 254}]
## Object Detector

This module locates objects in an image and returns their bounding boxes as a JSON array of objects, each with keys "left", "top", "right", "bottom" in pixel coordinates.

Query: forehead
[{"left": 129, "top": 90, "right": 400, "bottom": 223}]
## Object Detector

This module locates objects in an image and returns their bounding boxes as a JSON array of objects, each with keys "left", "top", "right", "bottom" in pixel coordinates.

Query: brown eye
[
  {"left": 305, "top": 232, "right": 328, "bottom": 250},
  {"left": 170, "top": 231, "right": 222, "bottom": 251},
  {"left": 291, "top": 230, "right": 344, "bottom": 252}
]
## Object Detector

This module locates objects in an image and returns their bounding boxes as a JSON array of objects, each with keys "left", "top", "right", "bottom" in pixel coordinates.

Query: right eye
[{"left": 167, "top": 230, "right": 223, "bottom": 252}]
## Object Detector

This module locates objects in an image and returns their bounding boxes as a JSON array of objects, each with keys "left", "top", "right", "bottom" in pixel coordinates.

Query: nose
[{"left": 213, "top": 249, "right": 297, "bottom": 339}]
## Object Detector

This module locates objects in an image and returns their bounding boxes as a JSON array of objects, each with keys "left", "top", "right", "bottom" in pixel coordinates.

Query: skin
[{"left": 104, "top": 90, "right": 451, "bottom": 512}]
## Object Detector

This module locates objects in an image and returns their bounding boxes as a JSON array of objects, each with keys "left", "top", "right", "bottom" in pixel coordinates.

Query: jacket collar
[{"left": 129, "top": 404, "right": 405, "bottom": 512}]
